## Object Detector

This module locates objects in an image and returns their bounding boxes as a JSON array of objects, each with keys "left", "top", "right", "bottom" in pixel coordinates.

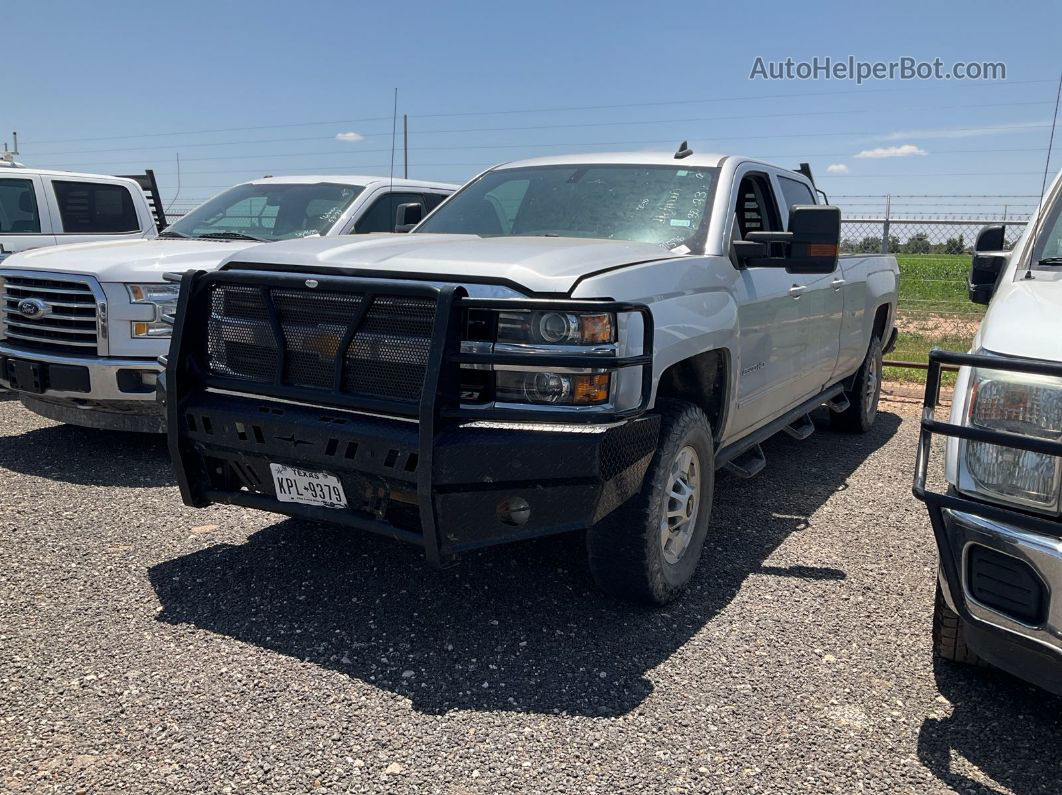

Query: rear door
[
  {"left": 728, "top": 169, "right": 811, "bottom": 436},
  {"left": 774, "top": 173, "right": 844, "bottom": 394},
  {"left": 0, "top": 175, "right": 56, "bottom": 257},
  {"left": 43, "top": 178, "right": 149, "bottom": 246}
]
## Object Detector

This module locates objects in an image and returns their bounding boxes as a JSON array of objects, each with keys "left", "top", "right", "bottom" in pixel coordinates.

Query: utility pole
[{"left": 403, "top": 114, "right": 408, "bottom": 179}]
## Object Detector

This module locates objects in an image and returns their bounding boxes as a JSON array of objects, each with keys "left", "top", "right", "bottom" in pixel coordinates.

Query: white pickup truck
[
  {"left": 0, "top": 160, "right": 166, "bottom": 261},
  {"left": 914, "top": 168, "right": 1062, "bottom": 695},
  {"left": 162, "top": 150, "right": 898, "bottom": 603},
  {"left": 0, "top": 175, "right": 456, "bottom": 431}
]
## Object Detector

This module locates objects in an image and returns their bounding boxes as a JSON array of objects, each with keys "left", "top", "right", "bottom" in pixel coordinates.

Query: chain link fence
[{"left": 840, "top": 211, "right": 1029, "bottom": 380}]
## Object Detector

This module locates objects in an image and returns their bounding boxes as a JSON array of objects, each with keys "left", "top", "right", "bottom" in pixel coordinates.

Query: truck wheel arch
[{"left": 653, "top": 349, "right": 730, "bottom": 441}]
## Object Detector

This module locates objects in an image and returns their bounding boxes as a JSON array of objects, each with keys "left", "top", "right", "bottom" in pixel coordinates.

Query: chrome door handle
[
  {"left": 831, "top": 278, "right": 846, "bottom": 289},
  {"left": 788, "top": 285, "right": 807, "bottom": 297}
]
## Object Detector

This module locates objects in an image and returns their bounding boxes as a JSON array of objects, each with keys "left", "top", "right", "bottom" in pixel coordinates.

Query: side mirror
[
  {"left": 974, "top": 224, "right": 1006, "bottom": 253},
  {"left": 785, "top": 205, "right": 841, "bottom": 274},
  {"left": 969, "top": 224, "right": 1008, "bottom": 305},
  {"left": 394, "top": 202, "right": 424, "bottom": 233},
  {"left": 969, "top": 253, "right": 1007, "bottom": 305}
]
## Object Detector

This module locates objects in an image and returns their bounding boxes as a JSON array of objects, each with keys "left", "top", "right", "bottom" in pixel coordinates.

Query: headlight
[
  {"left": 495, "top": 371, "right": 611, "bottom": 405},
  {"left": 497, "top": 310, "right": 614, "bottom": 346},
  {"left": 127, "top": 283, "right": 180, "bottom": 338},
  {"left": 959, "top": 367, "right": 1062, "bottom": 512}
]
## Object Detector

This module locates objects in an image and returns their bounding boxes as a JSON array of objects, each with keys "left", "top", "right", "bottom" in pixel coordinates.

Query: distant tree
[
  {"left": 944, "top": 234, "right": 965, "bottom": 255},
  {"left": 904, "top": 233, "right": 931, "bottom": 254},
  {"left": 855, "top": 236, "right": 881, "bottom": 253}
]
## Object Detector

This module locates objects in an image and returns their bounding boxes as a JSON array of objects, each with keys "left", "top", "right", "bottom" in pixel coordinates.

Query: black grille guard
[
  {"left": 913, "top": 348, "right": 1062, "bottom": 654},
  {"left": 164, "top": 268, "right": 655, "bottom": 565}
]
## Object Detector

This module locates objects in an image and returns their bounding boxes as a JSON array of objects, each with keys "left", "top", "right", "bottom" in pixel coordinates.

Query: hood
[
  {"left": 978, "top": 272, "right": 1062, "bottom": 362},
  {"left": 0, "top": 239, "right": 254, "bottom": 282},
  {"left": 224, "top": 234, "right": 680, "bottom": 294}
]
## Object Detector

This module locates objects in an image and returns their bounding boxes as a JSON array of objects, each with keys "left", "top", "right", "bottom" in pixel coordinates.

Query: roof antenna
[
  {"left": 674, "top": 140, "right": 693, "bottom": 160},
  {"left": 1025, "top": 71, "right": 1062, "bottom": 280}
]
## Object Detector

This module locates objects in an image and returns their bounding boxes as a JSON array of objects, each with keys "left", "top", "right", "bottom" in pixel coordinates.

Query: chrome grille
[{"left": 1, "top": 274, "right": 100, "bottom": 354}]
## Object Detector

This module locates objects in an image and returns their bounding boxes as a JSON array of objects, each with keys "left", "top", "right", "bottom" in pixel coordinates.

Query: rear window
[
  {"left": 52, "top": 181, "right": 140, "bottom": 234},
  {"left": 0, "top": 178, "right": 41, "bottom": 234}
]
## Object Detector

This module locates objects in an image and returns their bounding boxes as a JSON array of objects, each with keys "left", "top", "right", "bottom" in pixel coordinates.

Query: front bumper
[
  {"left": 915, "top": 349, "right": 1062, "bottom": 695},
  {"left": 172, "top": 391, "right": 658, "bottom": 561},
  {"left": 0, "top": 345, "right": 165, "bottom": 432},
  {"left": 0, "top": 344, "right": 162, "bottom": 401},
  {"left": 164, "top": 268, "right": 658, "bottom": 565}
]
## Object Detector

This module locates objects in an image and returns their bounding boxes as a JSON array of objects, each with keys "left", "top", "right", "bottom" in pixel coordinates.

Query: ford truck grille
[
  {"left": 1, "top": 274, "right": 100, "bottom": 355},
  {"left": 207, "top": 284, "right": 437, "bottom": 406}
]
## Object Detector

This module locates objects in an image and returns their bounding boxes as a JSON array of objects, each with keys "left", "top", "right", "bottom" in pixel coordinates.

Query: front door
[{"left": 0, "top": 176, "right": 56, "bottom": 256}]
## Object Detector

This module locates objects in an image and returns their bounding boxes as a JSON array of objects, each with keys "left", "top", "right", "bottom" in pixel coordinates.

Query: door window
[
  {"left": 0, "top": 179, "right": 42, "bottom": 234},
  {"left": 777, "top": 176, "right": 816, "bottom": 213},
  {"left": 52, "top": 181, "right": 140, "bottom": 233},
  {"left": 733, "top": 174, "right": 781, "bottom": 239},
  {"left": 354, "top": 192, "right": 427, "bottom": 233}
]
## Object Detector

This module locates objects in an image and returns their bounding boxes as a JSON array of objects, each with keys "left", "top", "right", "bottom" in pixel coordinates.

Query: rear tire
[
  {"left": 586, "top": 399, "right": 714, "bottom": 605},
  {"left": 933, "top": 582, "right": 982, "bottom": 665},
  {"left": 832, "top": 335, "right": 882, "bottom": 434}
]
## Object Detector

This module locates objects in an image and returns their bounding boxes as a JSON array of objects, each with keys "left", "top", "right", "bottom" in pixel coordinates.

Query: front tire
[
  {"left": 933, "top": 582, "right": 982, "bottom": 665},
  {"left": 832, "top": 335, "right": 882, "bottom": 433},
  {"left": 587, "top": 399, "right": 714, "bottom": 605}
]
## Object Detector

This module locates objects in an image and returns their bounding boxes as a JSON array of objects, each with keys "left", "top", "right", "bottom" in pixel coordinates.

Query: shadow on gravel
[
  {"left": 149, "top": 412, "right": 900, "bottom": 716},
  {"left": 917, "top": 660, "right": 1062, "bottom": 795},
  {"left": 0, "top": 423, "right": 172, "bottom": 487}
]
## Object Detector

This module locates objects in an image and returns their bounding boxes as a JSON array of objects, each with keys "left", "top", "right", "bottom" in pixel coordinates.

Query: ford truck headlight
[
  {"left": 127, "top": 283, "right": 180, "bottom": 338},
  {"left": 959, "top": 367, "right": 1062, "bottom": 512}
]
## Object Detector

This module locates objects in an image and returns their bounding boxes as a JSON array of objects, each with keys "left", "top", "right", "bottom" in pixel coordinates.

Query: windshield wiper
[
  {"left": 194, "top": 231, "right": 269, "bottom": 242},
  {"left": 158, "top": 230, "right": 189, "bottom": 239},
  {"left": 1038, "top": 256, "right": 1062, "bottom": 266}
]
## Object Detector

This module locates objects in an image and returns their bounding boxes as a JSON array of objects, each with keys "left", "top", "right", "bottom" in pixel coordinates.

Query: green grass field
[{"left": 884, "top": 253, "right": 984, "bottom": 384}]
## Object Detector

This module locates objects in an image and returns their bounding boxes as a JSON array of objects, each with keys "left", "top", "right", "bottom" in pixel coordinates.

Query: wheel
[
  {"left": 831, "top": 335, "right": 882, "bottom": 433},
  {"left": 586, "top": 399, "right": 714, "bottom": 605},
  {"left": 933, "top": 581, "right": 982, "bottom": 665}
]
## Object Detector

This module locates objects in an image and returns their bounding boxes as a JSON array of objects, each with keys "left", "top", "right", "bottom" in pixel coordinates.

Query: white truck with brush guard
[
  {"left": 162, "top": 150, "right": 898, "bottom": 603},
  {"left": 0, "top": 175, "right": 455, "bottom": 431},
  {"left": 915, "top": 167, "right": 1062, "bottom": 695}
]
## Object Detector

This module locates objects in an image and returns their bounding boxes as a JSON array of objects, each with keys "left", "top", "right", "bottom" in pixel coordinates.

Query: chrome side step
[{"left": 724, "top": 444, "right": 766, "bottom": 479}]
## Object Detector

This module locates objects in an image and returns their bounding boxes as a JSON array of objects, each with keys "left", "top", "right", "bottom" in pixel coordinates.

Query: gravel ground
[{"left": 1, "top": 394, "right": 1060, "bottom": 794}]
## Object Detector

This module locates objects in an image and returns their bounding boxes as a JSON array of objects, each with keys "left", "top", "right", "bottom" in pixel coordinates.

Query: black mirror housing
[
  {"left": 968, "top": 253, "right": 1007, "bottom": 305},
  {"left": 974, "top": 224, "right": 1006, "bottom": 253},
  {"left": 786, "top": 205, "right": 841, "bottom": 274},
  {"left": 394, "top": 202, "right": 425, "bottom": 233}
]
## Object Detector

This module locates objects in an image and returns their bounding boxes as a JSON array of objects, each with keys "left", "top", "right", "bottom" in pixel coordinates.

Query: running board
[
  {"left": 783, "top": 413, "right": 815, "bottom": 440},
  {"left": 724, "top": 444, "right": 766, "bottom": 479},
  {"left": 715, "top": 383, "right": 846, "bottom": 473},
  {"left": 826, "top": 394, "right": 851, "bottom": 414}
]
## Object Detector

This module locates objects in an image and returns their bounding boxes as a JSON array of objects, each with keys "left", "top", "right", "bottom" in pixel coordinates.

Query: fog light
[{"left": 497, "top": 496, "right": 531, "bottom": 527}]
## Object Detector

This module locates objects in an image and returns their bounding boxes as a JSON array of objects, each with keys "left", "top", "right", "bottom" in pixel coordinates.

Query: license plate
[{"left": 269, "top": 463, "right": 348, "bottom": 509}]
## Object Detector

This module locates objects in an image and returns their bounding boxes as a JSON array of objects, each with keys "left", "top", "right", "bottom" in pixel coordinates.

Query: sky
[{"left": 5, "top": 0, "right": 1061, "bottom": 220}]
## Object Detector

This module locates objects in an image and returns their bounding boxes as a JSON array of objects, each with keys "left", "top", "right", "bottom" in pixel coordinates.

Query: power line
[
  {"left": 24, "top": 99, "right": 1055, "bottom": 157},
  {"left": 19, "top": 76, "right": 1058, "bottom": 146}
]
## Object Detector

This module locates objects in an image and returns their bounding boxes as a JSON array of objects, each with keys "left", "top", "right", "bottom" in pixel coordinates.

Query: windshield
[
  {"left": 165, "top": 182, "right": 363, "bottom": 242},
  {"left": 415, "top": 164, "right": 717, "bottom": 250},
  {"left": 1032, "top": 191, "right": 1062, "bottom": 266}
]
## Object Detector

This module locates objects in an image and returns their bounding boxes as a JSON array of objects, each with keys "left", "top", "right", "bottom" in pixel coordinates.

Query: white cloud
[
  {"left": 854, "top": 144, "right": 927, "bottom": 159},
  {"left": 881, "top": 121, "right": 1047, "bottom": 141},
  {"left": 826, "top": 163, "right": 849, "bottom": 173},
  {"left": 335, "top": 131, "right": 364, "bottom": 142}
]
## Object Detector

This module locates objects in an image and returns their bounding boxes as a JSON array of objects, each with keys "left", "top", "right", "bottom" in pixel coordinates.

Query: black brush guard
[
  {"left": 165, "top": 268, "right": 656, "bottom": 566},
  {"left": 913, "top": 348, "right": 1062, "bottom": 660}
]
